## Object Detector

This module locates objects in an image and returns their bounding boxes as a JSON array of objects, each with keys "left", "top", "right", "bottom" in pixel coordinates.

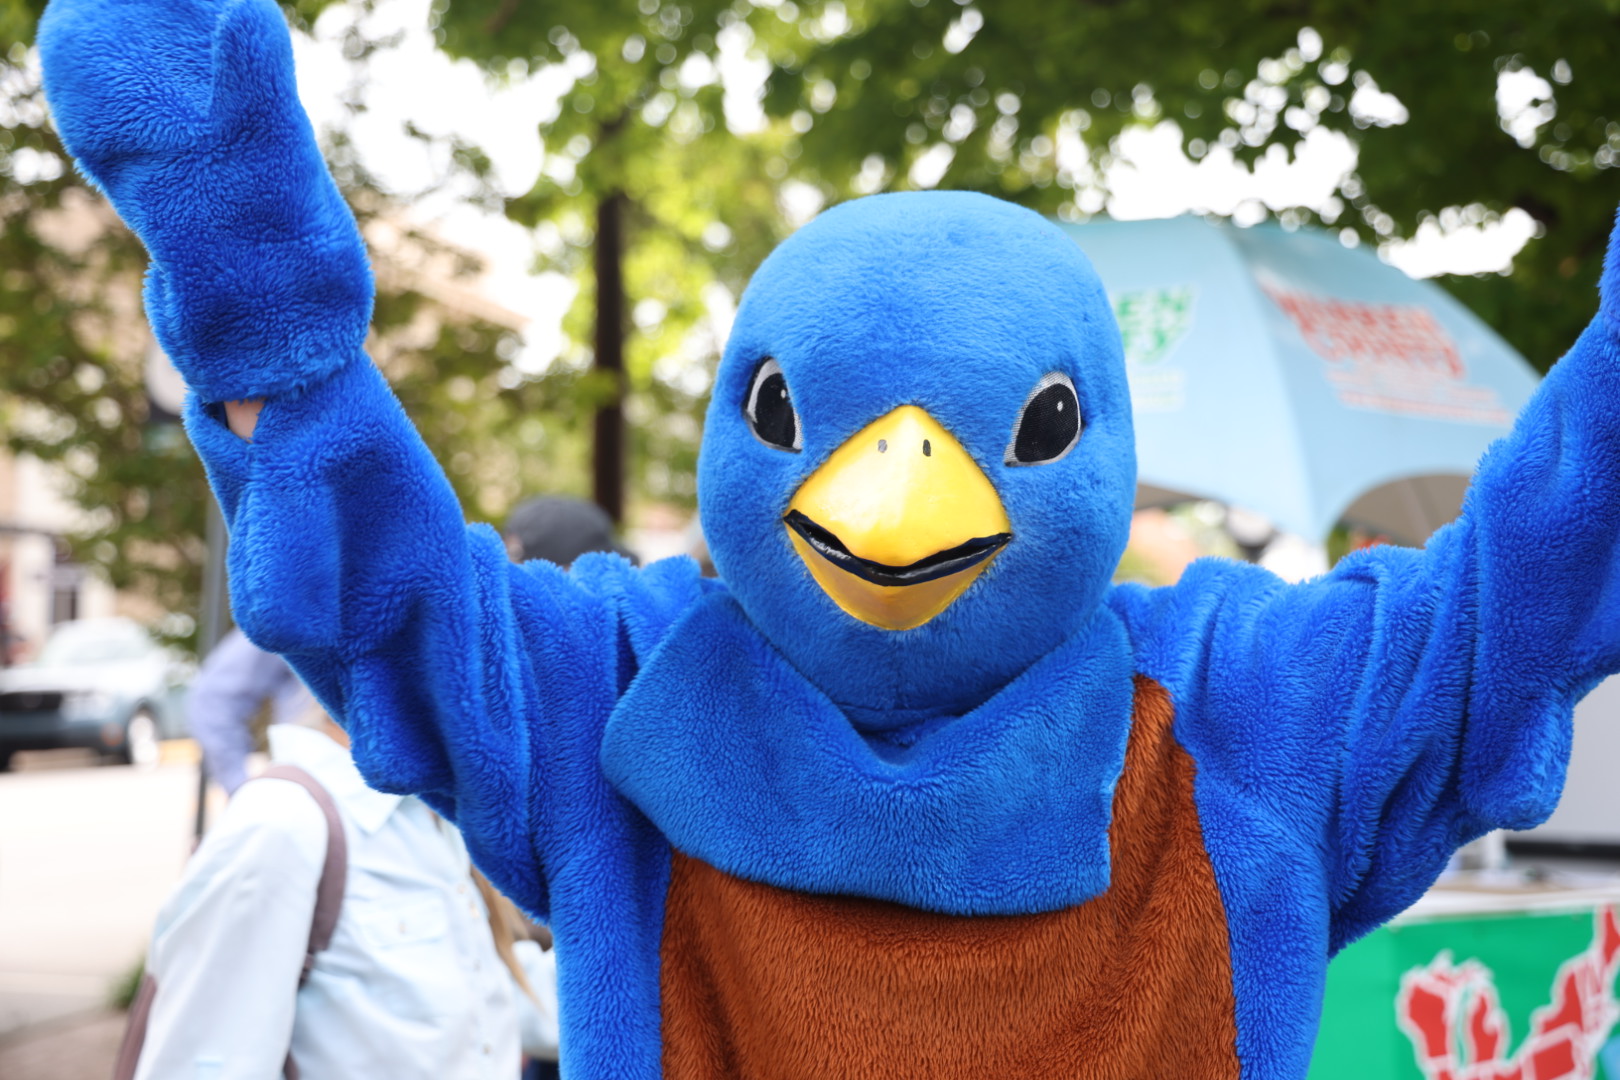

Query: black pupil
[
  {"left": 751, "top": 370, "right": 797, "bottom": 448},
  {"left": 1013, "top": 382, "right": 1080, "bottom": 463}
]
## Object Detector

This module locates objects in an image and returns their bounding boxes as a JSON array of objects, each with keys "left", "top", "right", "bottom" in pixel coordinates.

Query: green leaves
[
  {"left": 0, "top": 30, "right": 206, "bottom": 638},
  {"left": 0, "top": 4, "right": 585, "bottom": 648},
  {"left": 8, "top": 0, "right": 1618, "bottom": 645},
  {"left": 436, "top": 0, "right": 798, "bottom": 513},
  {"left": 760, "top": 0, "right": 1620, "bottom": 369}
]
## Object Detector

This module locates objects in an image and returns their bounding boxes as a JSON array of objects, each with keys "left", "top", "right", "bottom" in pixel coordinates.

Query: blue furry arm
[
  {"left": 39, "top": 0, "right": 713, "bottom": 916},
  {"left": 182, "top": 359, "right": 621, "bottom": 916},
  {"left": 39, "top": 0, "right": 371, "bottom": 402},
  {"left": 179, "top": 358, "right": 724, "bottom": 919},
  {"left": 1112, "top": 209, "right": 1620, "bottom": 950}
]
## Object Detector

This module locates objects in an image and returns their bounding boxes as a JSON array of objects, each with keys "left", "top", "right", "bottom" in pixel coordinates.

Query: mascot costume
[{"left": 37, "top": 0, "right": 1620, "bottom": 1076}]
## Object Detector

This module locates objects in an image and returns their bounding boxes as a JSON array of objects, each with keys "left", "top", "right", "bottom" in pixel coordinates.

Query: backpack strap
[
  {"left": 259, "top": 764, "right": 348, "bottom": 986},
  {"left": 109, "top": 973, "right": 158, "bottom": 1080},
  {"left": 111, "top": 765, "right": 348, "bottom": 1080},
  {"left": 260, "top": 764, "right": 348, "bottom": 1080}
]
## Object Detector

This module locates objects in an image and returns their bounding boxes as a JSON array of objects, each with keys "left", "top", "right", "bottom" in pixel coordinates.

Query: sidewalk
[
  {"left": 0, "top": 1008, "right": 125, "bottom": 1080},
  {"left": 0, "top": 753, "right": 200, "bottom": 1043}
]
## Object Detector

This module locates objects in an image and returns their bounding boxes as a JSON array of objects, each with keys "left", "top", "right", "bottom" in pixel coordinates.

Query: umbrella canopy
[{"left": 1061, "top": 217, "right": 1541, "bottom": 544}]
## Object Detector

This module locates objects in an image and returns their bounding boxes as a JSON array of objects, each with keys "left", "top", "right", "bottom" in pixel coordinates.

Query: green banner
[{"left": 1309, "top": 904, "right": 1620, "bottom": 1080}]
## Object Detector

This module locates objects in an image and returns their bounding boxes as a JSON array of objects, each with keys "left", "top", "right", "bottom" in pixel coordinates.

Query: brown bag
[{"left": 110, "top": 764, "right": 349, "bottom": 1080}]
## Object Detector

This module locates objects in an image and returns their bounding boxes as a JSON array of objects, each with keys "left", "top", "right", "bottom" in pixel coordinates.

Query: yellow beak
[{"left": 785, "top": 406, "right": 1011, "bottom": 631}]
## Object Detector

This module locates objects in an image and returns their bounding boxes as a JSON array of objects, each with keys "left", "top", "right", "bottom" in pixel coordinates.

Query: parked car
[{"left": 0, "top": 617, "right": 191, "bottom": 770}]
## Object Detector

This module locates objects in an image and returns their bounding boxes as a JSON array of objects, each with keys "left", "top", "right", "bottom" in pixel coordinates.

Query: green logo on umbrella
[{"left": 1113, "top": 286, "right": 1196, "bottom": 367}]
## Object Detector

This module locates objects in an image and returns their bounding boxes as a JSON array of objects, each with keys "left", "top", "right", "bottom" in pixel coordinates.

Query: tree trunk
[{"left": 592, "top": 191, "right": 627, "bottom": 523}]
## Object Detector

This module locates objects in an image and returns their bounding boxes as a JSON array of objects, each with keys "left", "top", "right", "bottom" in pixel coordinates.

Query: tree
[
  {"left": 0, "top": 1, "right": 593, "bottom": 649},
  {"left": 10, "top": 0, "right": 1617, "bottom": 644},
  {"left": 409, "top": 0, "right": 1619, "bottom": 534},
  {"left": 0, "top": 33, "right": 205, "bottom": 632},
  {"left": 431, "top": 0, "right": 797, "bottom": 520},
  {"left": 758, "top": 0, "right": 1620, "bottom": 372}
]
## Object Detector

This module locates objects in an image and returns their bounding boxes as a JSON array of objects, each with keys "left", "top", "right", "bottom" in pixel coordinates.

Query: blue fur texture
[
  {"left": 40, "top": 0, "right": 1620, "bottom": 1072},
  {"left": 38, "top": 0, "right": 372, "bottom": 402},
  {"left": 602, "top": 596, "right": 1135, "bottom": 915}
]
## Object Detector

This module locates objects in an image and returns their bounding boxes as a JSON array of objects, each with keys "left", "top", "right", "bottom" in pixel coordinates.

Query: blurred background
[{"left": 1, "top": 0, "right": 1619, "bottom": 1076}]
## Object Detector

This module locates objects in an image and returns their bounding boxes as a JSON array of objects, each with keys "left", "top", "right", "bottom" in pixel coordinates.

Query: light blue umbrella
[{"left": 1060, "top": 216, "right": 1542, "bottom": 544}]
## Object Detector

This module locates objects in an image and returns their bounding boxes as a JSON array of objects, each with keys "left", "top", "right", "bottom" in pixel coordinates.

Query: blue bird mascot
[{"left": 37, "top": 0, "right": 1620, "bottom": 1076}]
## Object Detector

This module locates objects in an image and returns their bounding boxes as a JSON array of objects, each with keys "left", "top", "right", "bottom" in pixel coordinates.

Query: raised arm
[
  {"left": 37, "top": 0, "right": 706, "bottom": 914},
  {"left": 1112, "top": 208, "right": 1620, "bottom": 950}
]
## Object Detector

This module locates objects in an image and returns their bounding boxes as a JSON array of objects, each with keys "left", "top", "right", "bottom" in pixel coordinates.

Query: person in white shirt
[{"left": 131, "top": 710, "right": 559, "bottom": 1079}]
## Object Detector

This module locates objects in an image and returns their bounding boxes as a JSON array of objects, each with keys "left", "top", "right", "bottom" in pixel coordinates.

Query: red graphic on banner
[
  {"left": 1261, "top": 282, "right": 1512, "bottom": 426},
  {"left": 1264, "top": 286, "right": 1465, "bottom": 378},
  {"left": 1396, "top": 906, "right": 1620, "bottom": 1080}
]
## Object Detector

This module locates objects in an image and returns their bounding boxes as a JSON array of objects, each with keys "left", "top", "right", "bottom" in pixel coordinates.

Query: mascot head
[{"left": 698, "top": 192, "right": 1134, "bottom": 725}]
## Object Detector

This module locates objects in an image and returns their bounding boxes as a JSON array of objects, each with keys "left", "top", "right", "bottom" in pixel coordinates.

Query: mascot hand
[{"left": 39, "top": 0, "right": 372, "bottom": 402}]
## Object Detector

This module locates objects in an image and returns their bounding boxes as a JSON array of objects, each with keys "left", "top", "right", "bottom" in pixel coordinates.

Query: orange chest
[{"left": 657, "top": 678, "right": 1241, "bottom": 1080}]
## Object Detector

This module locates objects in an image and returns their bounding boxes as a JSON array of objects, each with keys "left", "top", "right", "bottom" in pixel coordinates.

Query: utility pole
[
  {"left": 593, "top": 191, "right": 626, "bottom": 523},
  {"left": 192, "top": 498, "right": 228, "bottom": 841}
]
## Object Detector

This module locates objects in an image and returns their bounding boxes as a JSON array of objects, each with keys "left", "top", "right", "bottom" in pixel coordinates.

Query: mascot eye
[
  {"left": 744, "top": 357, "right": 802, "bottom": 451},
  {"left": 1005, "top": 372, "right": 1081, "bottom": 466}
]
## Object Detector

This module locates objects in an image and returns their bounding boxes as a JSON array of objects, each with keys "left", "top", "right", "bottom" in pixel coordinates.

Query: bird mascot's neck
[
  {"left": 600, "top": 589, "right": 1138, "bottom": 915},
  {"left": 772, "top": 601, "right": 1124, "bottom": 746}
]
